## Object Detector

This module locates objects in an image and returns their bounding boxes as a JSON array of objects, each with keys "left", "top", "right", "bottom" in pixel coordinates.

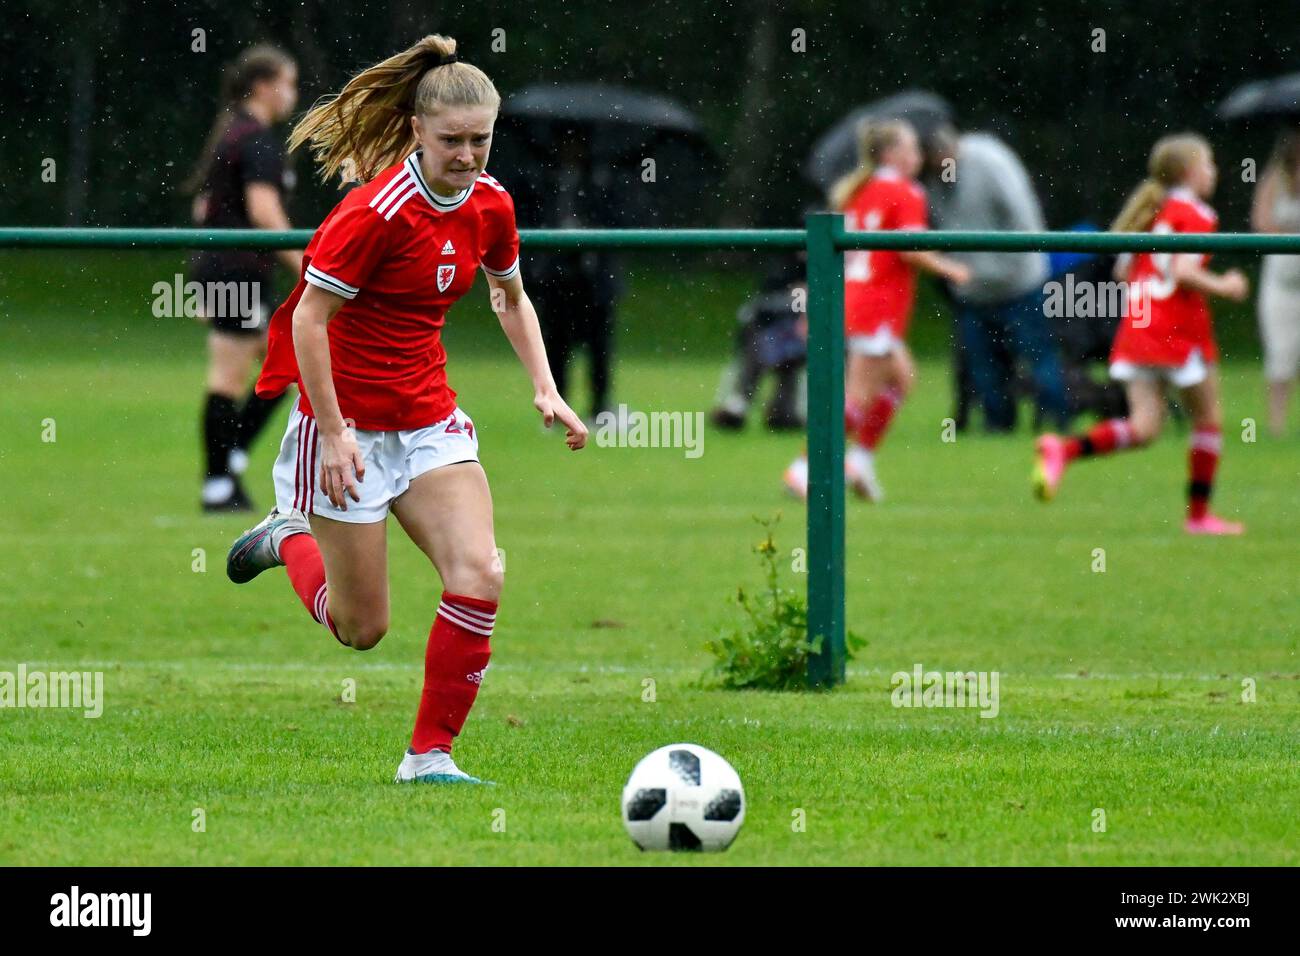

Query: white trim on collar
[
  {"left": 405, "top": 151, "right": 476, "bottom": 213},
  {"left": 1168, "top": 185, "right": 1216, "bottom": 220}
]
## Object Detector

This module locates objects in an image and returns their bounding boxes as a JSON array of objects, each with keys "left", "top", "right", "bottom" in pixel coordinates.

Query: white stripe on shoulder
[
  {"left": 370, "top": 170, "right": 413, "bottom": 210},
  {"left": 476, "top": 173, "right": 506, "bottom": 192},
  {"left": 481, "top": 256, "right": 520, "bottom": 279},
  {"left": 377, "top": 176, "right": 416, "bottom": 217},
  {"left": 304, "top": 265, "right": 360, "bottom": 299},
  {"left": 382, "top": 183, "right": 422, "bottom": 221}
]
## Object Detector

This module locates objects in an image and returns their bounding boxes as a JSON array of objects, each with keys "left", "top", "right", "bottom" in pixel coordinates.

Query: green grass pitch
[{"left": 1, "top": 251, "right": 1297, "bottom": 865}]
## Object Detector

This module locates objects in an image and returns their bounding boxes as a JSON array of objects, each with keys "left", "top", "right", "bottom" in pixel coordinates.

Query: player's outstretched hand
[
  {"left": 947, "top": 262, "right": 973, "bottom": 286},
  {"left": 319, "top": 426, "right": 365, "bottom": 510},
  {"left": 1220, "top": 268, "right": 1249, "bottom": 302},
  {"left": 535, "top": 390, "right": 588, "bottom": 450}
]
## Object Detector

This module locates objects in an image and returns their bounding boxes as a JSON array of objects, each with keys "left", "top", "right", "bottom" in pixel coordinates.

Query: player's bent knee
[
  {"left": 473, "top": 564, "right": 505, "bottom": 601},
  {"left": 337, "top": 618, "right": 389, "bottom": 651},
  {"left": 206, "top": 371, "right": 244, "bottom": 399},
  {"left": 346, "top": 628, "right": 386, "bottom": 652},
  {"left": 892, "top": 346, "right": 916, "bottom": 378},
  {"left": 446, "top": 557, "right": 503, "bottom": 602},
  {"left": 1130, "top": 418, "right": 1160, "bottom": 445}
]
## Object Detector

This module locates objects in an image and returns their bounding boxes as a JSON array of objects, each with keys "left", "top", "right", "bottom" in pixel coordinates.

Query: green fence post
[{"left": 805, "top": 213, "right": 846, "bottom": 688}]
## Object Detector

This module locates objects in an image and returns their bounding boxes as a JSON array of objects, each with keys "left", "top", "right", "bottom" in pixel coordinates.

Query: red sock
[
  {"left": 1188, "top": 427, "right": 1222, "bottom": 520},
  {"left": 280, "top": 533, "right": 340, "bottom": 641},
  {"left": 856, "top": 388, "right": 903, "bottom": 451},
  {"left": 410, "top": 592, "right": 496, "bottom": 755},
  {"left": 1064, "top": 418, "right": 1136, "bottom": 461}
]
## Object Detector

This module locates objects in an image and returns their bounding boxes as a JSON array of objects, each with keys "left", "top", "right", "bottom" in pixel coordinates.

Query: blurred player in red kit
[
  {"left": 785, "top": 119, "right": 968, "bottom": 501},
  {"left": 1034, "top": 133, "right": 1249, "bottom": 534}
]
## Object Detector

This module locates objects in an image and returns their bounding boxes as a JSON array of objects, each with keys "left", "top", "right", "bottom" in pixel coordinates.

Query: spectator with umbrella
[
  {"left": 512, "top": 127, "right": 622, "bottom": 422},
  {"left": 499, "top": 84, "right": 718, "bottom": 421},
  {"left": 1222, "top": 74, "right": 1300, "bottom": 435},
  {"left": 1251, "top": 127, "right": 1300, "bottom": 436},
  {"left": 921, "top": 121, "right": 1070, "bottom": 432}
]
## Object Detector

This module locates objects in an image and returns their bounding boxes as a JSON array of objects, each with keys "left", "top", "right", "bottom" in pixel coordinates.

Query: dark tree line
[{"left": 2, "top": 0, "right": 1296, "bottom": 231}]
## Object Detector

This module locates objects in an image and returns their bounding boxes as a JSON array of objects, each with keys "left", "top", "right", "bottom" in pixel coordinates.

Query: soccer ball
[{"left": 621, "top": 743, "right": 745, "bottom": 852}]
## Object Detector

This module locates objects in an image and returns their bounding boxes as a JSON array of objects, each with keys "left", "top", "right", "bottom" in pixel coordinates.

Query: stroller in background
[
  {"left": 1040, "top": 245, "right": 1130, "bottom": 425},
  {"left": 710, "top": 254, "right": 808, "bottom": 431}
]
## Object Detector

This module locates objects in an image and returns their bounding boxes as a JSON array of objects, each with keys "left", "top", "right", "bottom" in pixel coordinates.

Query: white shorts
[
  {"left": 1109, "top": 349, "right": 1209, "bottom": 389},
  {"left": 272, "top": 398, "right": 480, "bottom": 524},
  {"left": 847, "top": 328, "right": 903, "bottom": 357}
]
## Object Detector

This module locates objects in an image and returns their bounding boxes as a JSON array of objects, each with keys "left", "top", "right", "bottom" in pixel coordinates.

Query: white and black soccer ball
[{"left": 621, "top": 743, "right": 745, "bottom": 852}]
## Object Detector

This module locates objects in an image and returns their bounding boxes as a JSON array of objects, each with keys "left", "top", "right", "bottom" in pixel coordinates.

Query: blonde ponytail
[
  {"left": 829, "top": 119, "right": 911, "bottom": 211},
  {"left": 1111, "top": 180, "right": 1168, "bottom": 234},
  {"left": 1111, "top": 132, "right": 1211, "bottom": 233},
  {"left": 289, "top": 34, "right": 500, "bottom": 185}
]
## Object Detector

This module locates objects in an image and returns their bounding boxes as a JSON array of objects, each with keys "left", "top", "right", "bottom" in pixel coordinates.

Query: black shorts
[{"left": 188, "top": 260, "right": 274, "bottom": 337}]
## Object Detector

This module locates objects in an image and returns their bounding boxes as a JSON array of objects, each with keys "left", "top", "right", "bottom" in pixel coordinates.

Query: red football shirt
[
  {"left": 1111, "top": 188, "right": 1219, "bottom": 366},
  {"left": 257, "top": 151, "right": 521, "bottom": 430},
  {"left": 841, "top": 168, "right": 929, "bottom": 338}
]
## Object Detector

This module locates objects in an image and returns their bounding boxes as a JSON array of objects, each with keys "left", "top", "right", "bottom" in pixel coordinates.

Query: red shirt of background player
[
  {"left": 256, "top": 150, "right": 521, "bottom": 431},
  {"left": 1111, "top": 187, "right": 1220, "bottom": 367},
  {"left": 841, "top": 167, "right": 929, "bottom": 340}
]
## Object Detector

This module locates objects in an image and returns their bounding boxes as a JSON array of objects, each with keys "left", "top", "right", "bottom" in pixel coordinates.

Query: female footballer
[
  {"left": 784, "top": 118, "right": 969, "bottom": 500},
  {"left": 1033, "top": 133, "right": 1249, "bottom": 534},
  {"left": 185, "top": 44, "right": 301, "bottom": 513},
  {"left": 224, "top": 35, "right": 588, "bottom": 784}
]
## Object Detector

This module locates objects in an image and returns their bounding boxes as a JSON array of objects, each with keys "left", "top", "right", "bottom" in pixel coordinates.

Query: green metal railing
[
  {"left": 7, "top": 224, "right": 1300, "bottom": 252},
  {"left": 0, "top": 227, "right": 805, "bottom": 251},
  {"left": 4, "top": 220, "right": 1299, "bottom": 689}
]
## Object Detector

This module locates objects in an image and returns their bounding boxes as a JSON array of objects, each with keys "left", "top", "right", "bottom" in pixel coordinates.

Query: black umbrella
[
  {"left": 803, "top": 90, "right": 954, "bottom": 190},
  {"left": 1218, "top": 73, "right": 1300, "bottom": 121},
  {"left": 494, "top": 83, "right": 718, "bottom": 226},
  {"left": 503, "top": 83, "right": 704, "bottom": 134}
]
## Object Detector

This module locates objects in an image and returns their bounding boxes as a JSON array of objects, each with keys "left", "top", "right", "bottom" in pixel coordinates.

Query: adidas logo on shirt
[{"left": 441, "top": 240, "right": 455, "bottom": 256}]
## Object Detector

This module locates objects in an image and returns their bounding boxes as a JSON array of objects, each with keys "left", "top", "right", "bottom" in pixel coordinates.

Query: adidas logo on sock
[{"left": 441, "top": 240, "right": 455, "bottom": 255}]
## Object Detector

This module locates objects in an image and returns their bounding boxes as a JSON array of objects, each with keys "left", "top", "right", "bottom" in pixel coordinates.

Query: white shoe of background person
[
  {"left": 783, "top": 456, "right": 808, "bottom": 499},
  {"left": 228, "top": 447, "right": 250, "bottom": 476}
]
